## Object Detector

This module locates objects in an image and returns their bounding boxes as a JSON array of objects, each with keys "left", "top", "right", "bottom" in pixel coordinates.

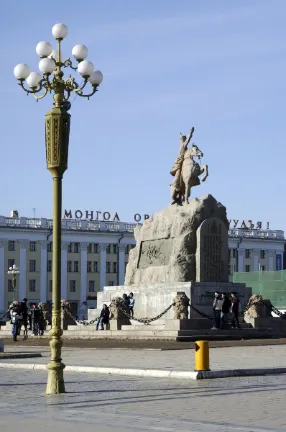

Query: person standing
[
  {"left": 221, "top": 293, "right": 231, "bottom": 328},
  {"left": 212, "top": 292, "right": 223, "bottom": 330},
  {"left": 10, "top": 305, "right": 22, "bottom": 342},
  {"left": 96, "top": 304, "right": 110, "bottom": 330},
  {"left": 230, "top": 292, "right": 240, "bottom": 328},
  {"left": 129, "top": 292, "right": 135, "bottom": 319},
  {"left": 19, "top": 298, "right": 28, "bottom": 338}
]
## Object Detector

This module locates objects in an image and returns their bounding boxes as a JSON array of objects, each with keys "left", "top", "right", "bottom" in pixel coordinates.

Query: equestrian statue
[{"left": 170, "top": 127, "right": 208, "bottom": 205}]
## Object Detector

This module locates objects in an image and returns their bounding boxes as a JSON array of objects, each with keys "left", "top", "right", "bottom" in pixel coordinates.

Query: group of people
[
  {"left": 212, "top": 291, "right": 241, "bottom": 330},
  {"left": 96, "top": 292, "right": 135, "bottom": 330},
  {"left": 9, "top": 298, "right": 46, "bottom": 341}
]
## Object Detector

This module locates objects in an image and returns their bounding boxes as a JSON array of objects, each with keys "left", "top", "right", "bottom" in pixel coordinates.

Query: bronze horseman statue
[{"left": 170, "top": 127, "right": 208, "bottom": 205}]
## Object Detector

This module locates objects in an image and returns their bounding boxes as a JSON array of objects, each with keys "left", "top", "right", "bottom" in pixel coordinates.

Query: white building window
[
  {"left": 106, "top": 245, "right": 111, "bottom": 254},
  {"left": 69, "top": 280, "right": 76, "bottom": 292},
  {"left": 8, "top": 259, "right": 15, "bottom": 269},
  {"left": 74, "top": 261, "right": 79, "bottom": 272},
  {"left": 261, "top": 265, "right": 265, "bottom": 271},
  {"left": 47, "top": 242, "right": 53, "bottom": 252},
  {"left": 8, "top": 279, "right": 13, "bottom": 292},
  {"left": 8, "top": 241, "right": 15, "bottom": 251},
  {"left": 67, "top": 261, "right": 72, "bottom": 272},
  {"left": 93, "top": 261, "right": 98, "bottom": 273},
  {"left": 245, "top": 249, "right": 251, "bottom": 259},
  {"left": 87, "top": 243, "right": 92, "bottom": 254},
  {"left": 29, "top": 260, "right": 36, "bottom": 272},
  {"left": 68, "top": 243, "right": 72, "bottom": 253},
  {"left": 49, "top": 280, "right": 52, "bottom": 292},
  {"left": 29, "top": 280, "right": 36, "bottom": 292},
  {"left": 87, "top": 261, "right": 92, "bottom": 273},
  {"left": 245, "top": 265, "right": 250, "bottom": 273},
  {"left": 30, "top": 242, "right": 36, "bottom": 252},
  {"left": 232, "top": 249, "right": 237, "bottom": 258},
  {"left": 260, "top": 250, "right": 266, "bottom": 259},
  {"left": 74, "top": 243, "right": 79, "bottom": 253},
  {"left": 94, "top": 244, "right": 99, "bottom": 254},
  {"left": 47, "top": 260, "right": 52, "bottom": 272},
  {"left": 106, "top": 262, "right": 111, "bottom": 273},
  {"left": 113, "top": 245, "right": 117, "bottom": 254},
  {"left": 113, "top": 262, "right": 117, "bottom": 273},
  {"left": 89, "top": 281, "right": 95, "bottom": 292}
]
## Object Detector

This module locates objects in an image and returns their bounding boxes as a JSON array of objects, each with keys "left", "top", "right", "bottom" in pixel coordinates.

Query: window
[
  {"left": 106, "top": 262, "right": 111, "bottom": 273},
  {"left": 29, "top": 279, "right": 36, "bottom": 292},
  {"left": 8, "top": 259, "right": 15, "bottom": 269},
  {"left": 108, "top": 281, "right": 114, "bottom": 286},
  {"left": 89, "top": 280, "right": 95, "bottom": 292},
  {"left": 69, "top": 280, "right": 76, "bottom": 292},
  {"left": 106, "top": 245, "right": 111, "bottom": 254},
  {"left": 245, "top": 265, "right": 250, "bottom": 272},
  {"left": 94, "top": 243, "right": 98, "bottom": 254},
  {"left": 49, "top": 280, "right": 52, "bottom": 292},
  {"left": 30, "top": 241, "right": 36, "bottom": 252},
  {"left": 232, "top": 249, "right": 237, "bottom": 258},
  {"left": 74, "top": 261, "right": 79, "bottom": 272},
  {"left": 8, "top": 241, "right": 15, "bottom": 251},
  {"left": 87, "top": 261, "right": 92, "bottom": 273},
  {"left": 261, "top": 265, "right": 265, "bottom": 271},
  {"left": 74, "top": 243, "right": 80, "bottom": 253},
  {"left": 47, "top": 242, "right": 53, "bottom": 252},
  {"left": 87, "top": 243, "right": 92, "bottom": 254},
  {"left": 260, "top": 250, "right": 266, "bottom": 259},
  {"left": 8, "top": 279, "right": 13, "bottom": 292},
  {"left": 228, "top": 265, "right": 231, "bottom": 275},
  {"left": 67, "top": 261, "right": 72, "bottom": 272},
  {"left": 245, "top": 249, "right": 251, "bottom": 259},
  {"left": 93, "top": 261, "right": 98, "bottom": 273},
  {"left": 233, "top": 265, "right": 237, "bottom": 273},
  {"left": 29, "top": 260, "right": 36, "bottom": 272},
  {"left": 68, "top": 243, "right": 72, "bottom": 253},
  {"left": 113, "top": 245, "right": 117, "bottom": 254},
  {"left": 113, "top": 262, "right": 117, "bottom": 273},
  {"left": 47, "top": 260, "right": 52, "bottom": 272}
]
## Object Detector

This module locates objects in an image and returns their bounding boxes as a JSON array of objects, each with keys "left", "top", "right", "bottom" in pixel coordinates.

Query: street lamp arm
[
  {"left": 18, "top": 78, "right": 46, "bottom": 95},
  {"left": 75, "top": 85, "right": 98, "bottom": 99},
  {"left": 63, "top": 58, "right": 78, "bottom": 71},
  {"left": 33, "top": 87, "right": 49, "bottom": 101}
]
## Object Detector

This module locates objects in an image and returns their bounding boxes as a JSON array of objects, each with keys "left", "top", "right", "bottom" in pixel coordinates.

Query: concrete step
[{"left": 121, "top": 325, "right": 166, "bottom": 331}]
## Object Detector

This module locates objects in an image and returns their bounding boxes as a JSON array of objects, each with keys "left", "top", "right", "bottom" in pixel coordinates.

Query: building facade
[{"left": 0, "top": 213, "right": 284, "bottom": 314}]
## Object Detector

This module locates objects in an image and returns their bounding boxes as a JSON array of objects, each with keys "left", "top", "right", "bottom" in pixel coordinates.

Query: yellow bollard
[{"left": 195, "top": 340, "right": 210, "bottom": 371}]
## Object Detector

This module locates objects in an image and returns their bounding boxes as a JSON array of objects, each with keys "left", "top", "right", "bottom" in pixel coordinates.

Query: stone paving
[
  {"left": 2, "top": 344, "right": 286, "bottom": 371},
  {"left": 1, "top": 368, "right": 286, "bottom": 431}
]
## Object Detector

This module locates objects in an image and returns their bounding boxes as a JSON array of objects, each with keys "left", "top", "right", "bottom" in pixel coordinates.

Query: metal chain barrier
[
  {"left": 189, "top": 304, "right": 213, "bottom": 320},
  {"left": 115, "top": 303, "right": 174, "bottom": 325},
  {"left": 62, "top": 306, "right": 99, "bottom": 326}
]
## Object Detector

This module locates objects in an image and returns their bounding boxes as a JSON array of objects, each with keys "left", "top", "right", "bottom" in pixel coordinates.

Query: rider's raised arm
[{"left": 185, "top": 127, "right": 195, "bottom": 147}]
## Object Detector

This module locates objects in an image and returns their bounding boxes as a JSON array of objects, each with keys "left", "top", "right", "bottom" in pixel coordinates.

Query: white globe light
[
  {"left": 78, "top": 60, "right": 94, "bottom": 78},
  {"left": 49, "top": 49, "right": 58, "bottom": 60},
  {"left": 14, "top": 63, "right": 30, "bottom": 80},
  {"left": 39, "top": 58, "right": 55, "bottom": 74},
  {"left": 88, "top": 70, "right": 103, "bottom": 85},
  {"left": 72, "top": 44, "right": 88, "bottom": 61},
  {"left": 26, "top": 72, "right": 42, "bottom": 88},
  {"left": 52, "top": 23, "right": 68, "bottom": 39},
  {"left": 36, "top": 41, "right": 53, "bottom": 58}
]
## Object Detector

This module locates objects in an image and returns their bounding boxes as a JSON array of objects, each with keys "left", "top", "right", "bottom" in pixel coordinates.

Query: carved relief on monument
[
  {"left": 196, "top": 217, "right": 229, "bottom": 282},
  {"left": 137, "top": 239, "right": 173, "bottom": 269}
]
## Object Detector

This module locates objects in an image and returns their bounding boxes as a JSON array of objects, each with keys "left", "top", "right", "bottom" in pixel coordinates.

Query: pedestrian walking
[
  {"left": 96, "top": 304, "right": 110, "bottom": 330},
  {"left": 129, "top": 292, "right": 135, "bottom": 319},
  {"left": 230, "top": 292, "right": 240, "bottom": 328},
  {"left": 221, "top": 293, "right": 231, "bottom": 328},
  {"left": 211, "top": 292, "right": 223, "bottom": 330}
]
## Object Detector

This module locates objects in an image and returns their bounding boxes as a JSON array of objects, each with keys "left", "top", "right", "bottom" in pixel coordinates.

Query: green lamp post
[{"left": 13, "top": 23, "right": 103, "bottom": 394}]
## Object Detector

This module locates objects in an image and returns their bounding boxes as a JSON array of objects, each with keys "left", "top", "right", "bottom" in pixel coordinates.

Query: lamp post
[
  {"left": 13, "top": 23, "right": 103, "bottom": 394},
  {"left": 7, "top": 264, "right": 20, "bottom": 302}
]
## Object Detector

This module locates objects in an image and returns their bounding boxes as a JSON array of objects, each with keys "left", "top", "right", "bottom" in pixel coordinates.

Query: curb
[
  {"left": 0, "top": 353, "right": 42, "bottom": 360},
  {"left": 0, "top": 363, "right": 286, "bottom": 380}
]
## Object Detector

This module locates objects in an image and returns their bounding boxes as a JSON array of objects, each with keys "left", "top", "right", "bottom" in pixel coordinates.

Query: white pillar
[
  {"left": 40, "top": 241, "right": 47, "bottom": 302},
  {"left": 238, "top": 249, "right": 244, "bottom": 272},
  {"left": 80, "top": 243, "right": 88, "bottom": 306},
  {"left": 119, "top": 245, "right": 126, "bottom": 286},
  {"left": 19, "top": 240, "right": 27, "bottom": 300},
  {"left": 268, "top": 251, "right": 274, "bottom": 271},
  {"left": 61, "top": 242, "right": 68, "bottom": 299},
  {"left": 0, "top": 240, "right": 5, "bottom": 312},
  {"left": 99, "top": 244, "right": 107, "bottom": 291},
  {"left": 253, "top": 255, "right": 259, "bottom": 272}
]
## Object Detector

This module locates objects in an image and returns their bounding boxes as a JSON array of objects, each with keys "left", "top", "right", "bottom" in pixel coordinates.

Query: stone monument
[{"left": 94, "top": 127, "right": 251, "bottom": 323}]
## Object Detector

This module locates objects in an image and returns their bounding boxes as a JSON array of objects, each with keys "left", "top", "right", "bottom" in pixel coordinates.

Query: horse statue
[{"left": 170, "top": 128, "right": 208, "bottom": 205}]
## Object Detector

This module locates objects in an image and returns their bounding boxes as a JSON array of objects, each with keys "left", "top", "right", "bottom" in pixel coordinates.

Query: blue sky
[{"left": 1, "top": 0, "right": 286, "bottom": 229}]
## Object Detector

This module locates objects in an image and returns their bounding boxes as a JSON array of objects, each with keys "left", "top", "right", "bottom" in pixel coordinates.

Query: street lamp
[
  {"left": 7, "top": 264, "right": 20, "bottom": 301},
  {"left": 13, "top": 23, "right": 103, "bottom": 395}
]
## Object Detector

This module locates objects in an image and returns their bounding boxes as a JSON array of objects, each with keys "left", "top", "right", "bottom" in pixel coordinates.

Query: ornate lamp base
[{"left": 46, "top": 313, "right": 66, "bottom": 394}]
